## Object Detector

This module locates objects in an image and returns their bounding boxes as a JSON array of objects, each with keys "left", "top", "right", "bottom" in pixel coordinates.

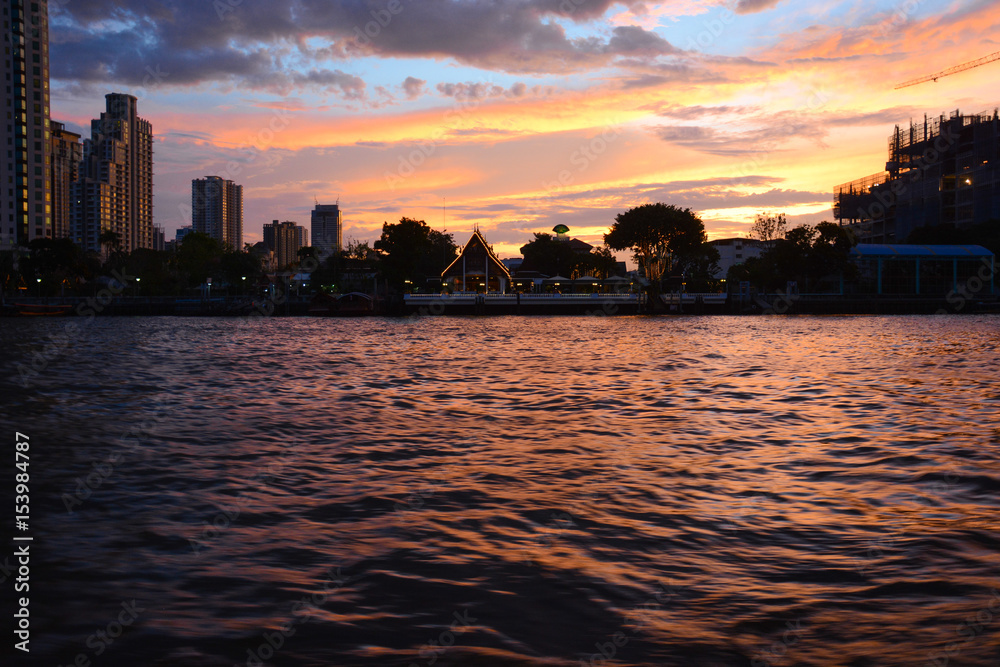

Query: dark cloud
[
  {"left": 436, "top": 82, "right": 507, "bottom": 101},
  {"left": 655, "top": 104, "right": 755, "bottom": 119},
  {"left": 734, "top": 0, "right": 784, "bottom": 14},
  {"left": 651, "top": 110, "right": 828, "bottom": 155},
  {"left": 402, "top": 76, "right": 426, "bottom": 99},
  {"left": 49, "top": 0, "right": 684, "bottom": 92}
]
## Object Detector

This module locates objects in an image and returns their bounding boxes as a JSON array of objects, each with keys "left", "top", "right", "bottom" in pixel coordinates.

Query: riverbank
[{"left": 2, "top": 292, "right": 997, "bottom": 316}]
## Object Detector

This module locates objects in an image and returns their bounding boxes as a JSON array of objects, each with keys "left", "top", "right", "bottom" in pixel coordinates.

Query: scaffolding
[{"left": 834, "top": 108, "right": 1000, "bottom": 243}]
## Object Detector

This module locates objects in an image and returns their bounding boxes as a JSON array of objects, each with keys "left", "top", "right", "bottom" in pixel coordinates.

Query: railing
[{"left": 406, "top": 292, "right": 640, "bottom": 300}]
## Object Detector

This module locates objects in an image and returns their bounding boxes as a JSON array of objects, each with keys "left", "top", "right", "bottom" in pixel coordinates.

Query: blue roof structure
[{"left": 851, "top": 244, "right": 993, "bottom": 258}]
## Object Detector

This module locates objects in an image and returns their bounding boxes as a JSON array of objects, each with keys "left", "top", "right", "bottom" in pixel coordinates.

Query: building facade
[
  {"left": 72, "top": 93, "right": 154, "bottom": 254},
  {"left": 835, "top": 109, "right": 1000, "bottom": 243},
  {"left": 265, "top": 220, "right": 308, "bottom": 269},
  {"left": 152, "top": 224, "right": 165, "bottom": 251},
  {"left": 442, "top": 229, "right": 511, "bottom": 292},
  {"left": 2, "top": 0, "right": 51, "bottom": 250},
  {"left": 709, "top": 237, "right": 765, "bottom": 278},
  {"left": 311, "top": 203, "right": 342, "bottom": 261},
  {"left": 50, "top": 120, "right": 81, "bottom": 240},
  {"left": 192, "top": 176, "right": 243, "bottom": 251}
]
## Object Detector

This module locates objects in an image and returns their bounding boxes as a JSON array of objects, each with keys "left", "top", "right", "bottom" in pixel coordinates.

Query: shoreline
[{"left": 3, "top": 293, "right": 998, "bottom": 317}]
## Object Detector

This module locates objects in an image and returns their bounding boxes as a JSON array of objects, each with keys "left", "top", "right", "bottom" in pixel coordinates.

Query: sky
[{"left": 47, "top": 0, "right": 1000, "bottom": 259}]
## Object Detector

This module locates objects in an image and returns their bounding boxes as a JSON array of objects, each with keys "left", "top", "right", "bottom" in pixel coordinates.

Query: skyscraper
[
  {"left": 2, "top": 0, "right": 52, "bottom": 251},
  {"left": 72, "top": 93, "right": 154, "bottom": 254},
  {"left": 192, "top": 176, "right": 243, "bottom": 250},
  {"left": 50, "top": 120, "right": 81, "bottom": 240},
  {"left": 311, "top": 203, "right": 342, "bottom": 261}
]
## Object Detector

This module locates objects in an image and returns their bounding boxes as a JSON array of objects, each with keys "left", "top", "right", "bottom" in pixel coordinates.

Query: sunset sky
[{"left": 48, "top": 0, "right": 1000, "bottom": 258}]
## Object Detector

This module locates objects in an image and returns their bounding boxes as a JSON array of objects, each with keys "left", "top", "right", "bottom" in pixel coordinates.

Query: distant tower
[
  {"left": 50, "top": 121, "right": 83, "bottom": 240},
  {"left": 192, "top": 176, "right": 243, "bottom": 250},
  {"left": 1, "top": 0, "right": 52, "bottom": 250},
  {"left": 311, "top": 202, "right": 343, "bottom": 261}
]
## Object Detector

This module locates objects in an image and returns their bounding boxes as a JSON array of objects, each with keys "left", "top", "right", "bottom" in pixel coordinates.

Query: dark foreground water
[{"left": 2, "top": 315, "right": 1000, "bottom": 666}]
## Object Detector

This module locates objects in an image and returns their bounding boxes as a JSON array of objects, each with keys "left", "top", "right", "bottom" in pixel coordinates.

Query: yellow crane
[{"left": 895, "top": 50, "right": 1000, "bottom": 89}]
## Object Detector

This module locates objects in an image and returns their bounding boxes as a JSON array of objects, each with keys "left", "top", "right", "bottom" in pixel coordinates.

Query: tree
[
  {"left": 749, "top": 213, "right": 787, "bottom": 250},
  {"left": 374, "top": 217, "right": 457, "bottom": 290},
  {"left": 578, "top": 246, "right": 621, "bottom": 279},
  {"left": 751, "top": 222, "right": 857, "bottom": 292},
  {"left": 674, "top": 242, "right": 722, "bottom": 291},
  {"left": 22, "top": 238, "right": 92, "bottom": 296},
  {"left": 519, "top": 233, "right": 577, "bottom": 276},
  {"left": 604, "top": 203, "right": 708, "bottom": 291},
  {"left": 171, "top": 232, "right": 226, "bottom": 289}
]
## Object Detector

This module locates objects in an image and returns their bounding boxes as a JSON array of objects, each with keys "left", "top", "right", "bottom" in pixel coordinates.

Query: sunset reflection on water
[{"left": 4, "top": 315, "right": 999, "bottom": 666}]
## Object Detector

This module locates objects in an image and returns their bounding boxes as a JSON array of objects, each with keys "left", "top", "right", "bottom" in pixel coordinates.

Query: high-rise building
[
  {"left": 192, "top": 176, "right": 243, "bottom": 251},
  {"left": 152, "top": 225, "right": 165, "bottom": 251},
  {"left": 50, "top": 120, "right": 81, "bottom": 240},
  {"left": 72, "top": 93, "right": 154, "bottom": 254},
  {"left": 265, "top": 220, "right": 307, "bottom": 269},
  {"left": 2, "top": 0, "right": 52, "bottom": 251},
  {"left": 835, "top": 108, "right": 1000, "bottom": 243},
  {"left": 311, "top": 203, "right": 342, "bottom": 261}
]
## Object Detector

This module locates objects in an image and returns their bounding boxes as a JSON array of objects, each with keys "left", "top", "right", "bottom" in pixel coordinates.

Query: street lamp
[
  {"left": 135, "top": 277, "right": 141, "bottom": 297},
  {"left": 241, "top": 276, "right": 246, "bottom": 297},
  {"left": 36, "top": 277, "right": 41, "bottom": 298}
]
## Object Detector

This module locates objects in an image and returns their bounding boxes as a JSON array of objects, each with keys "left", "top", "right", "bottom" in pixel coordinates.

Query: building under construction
[{"left": 834, "top": 109, "right": 1000, "bottom": 242}]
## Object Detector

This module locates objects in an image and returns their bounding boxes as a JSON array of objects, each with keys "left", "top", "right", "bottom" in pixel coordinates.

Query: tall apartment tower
[
  {"left": 265, "top": 220, "right": 307, "bottom": 269},
  {"left": 192, "top": 176, "right": 243, "bottom": 250},
  {"left": 311, "top": 203, "right": 342, "bottom": 261},
  {"left": 71, "top": 93, "right": 154, "bottom": 254},
  {"left": 1, "top": 0, "right": 51, "bottom": 251},
  {"left": 50, "top": 120, "right": 81, "bottom": 239}
]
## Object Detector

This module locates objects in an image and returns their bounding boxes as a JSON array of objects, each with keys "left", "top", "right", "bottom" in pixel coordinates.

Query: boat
[{"left": 14, "top": 303, "right": 75, "bottom": 317}]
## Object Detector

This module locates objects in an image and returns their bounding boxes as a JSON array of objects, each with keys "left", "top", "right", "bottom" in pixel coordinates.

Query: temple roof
[{"left": 442, "top": 229, "right": 513, "bottom": 280}]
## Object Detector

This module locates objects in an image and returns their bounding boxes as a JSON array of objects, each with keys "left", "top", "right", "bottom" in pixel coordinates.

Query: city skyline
[{"left": 33, "top": 1, "right": 1000, "bottom": 258}]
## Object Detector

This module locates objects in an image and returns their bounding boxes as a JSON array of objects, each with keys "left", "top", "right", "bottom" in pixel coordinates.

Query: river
[{"left": 2, "top": 315, "right": 999, "bottom": 666}]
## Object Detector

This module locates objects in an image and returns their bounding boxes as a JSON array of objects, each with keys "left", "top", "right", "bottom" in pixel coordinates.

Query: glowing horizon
[{"left": 49, "top": 0, "right": 1000, "bottom": 259}]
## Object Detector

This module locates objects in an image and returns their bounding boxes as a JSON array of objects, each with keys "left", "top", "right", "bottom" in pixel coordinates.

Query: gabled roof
[{"left": 441, "top": 228, "right": 513, "bottom": 280}]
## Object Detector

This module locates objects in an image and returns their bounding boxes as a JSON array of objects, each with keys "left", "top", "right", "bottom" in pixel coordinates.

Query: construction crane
[{"left": 896, "top": 50, "right": 1000, "bottom": 89}]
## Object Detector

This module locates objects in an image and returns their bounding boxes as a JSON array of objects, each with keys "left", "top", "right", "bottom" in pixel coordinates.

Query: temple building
[{"left": 442, "top": 229, "right": 511, "bottom": 293}]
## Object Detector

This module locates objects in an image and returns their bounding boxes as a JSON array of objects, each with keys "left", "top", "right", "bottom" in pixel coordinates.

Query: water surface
[{"left": 2, "top": 315, "right": 999, "bottom": 666}]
